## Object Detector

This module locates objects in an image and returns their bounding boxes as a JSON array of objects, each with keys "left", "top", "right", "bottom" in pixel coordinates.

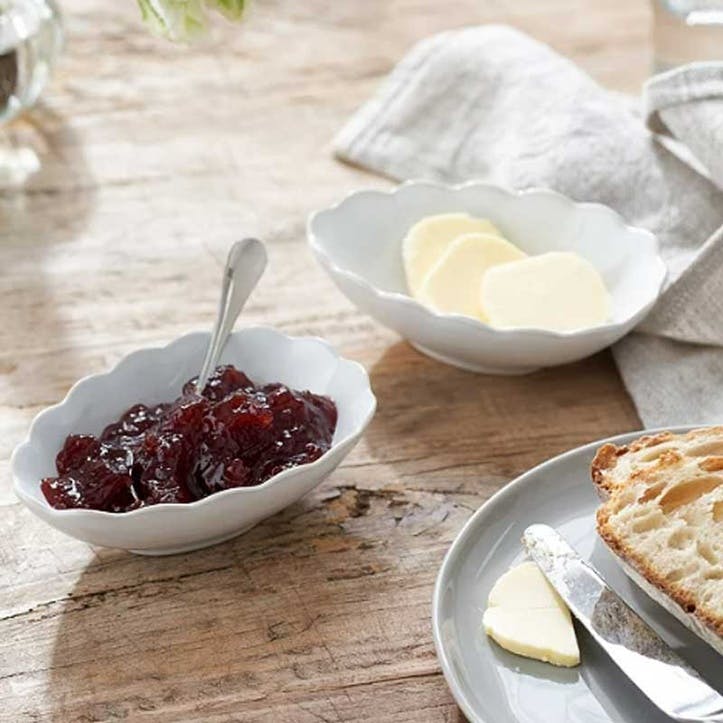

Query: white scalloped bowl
[
  {"left": 11, "top": 328, "right": 376, "bottom": 555},
  {"left": 308, "top": 181, "right": 667, "bottom": 374}
]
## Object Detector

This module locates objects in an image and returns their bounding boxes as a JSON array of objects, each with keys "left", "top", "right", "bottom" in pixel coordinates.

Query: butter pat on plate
[
  {"left": 481, "top": 251, "right": 611, "bottom": 332},
  {"left": 402, "top": 213, "right": 502, "bottom": 296},
  {"left": 482, "top": 561, "right": 580, "bottom": 667},
  {"left": 419, "top": 233, "right": 526, "bottom": 320}
]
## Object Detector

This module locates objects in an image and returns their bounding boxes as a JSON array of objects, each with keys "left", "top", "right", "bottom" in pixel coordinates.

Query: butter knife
[{"left": 523, "top": 524, "right": 723, "bottom": 723}]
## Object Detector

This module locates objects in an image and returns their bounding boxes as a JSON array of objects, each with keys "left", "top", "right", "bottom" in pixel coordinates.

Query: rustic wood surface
[{"left": 1, "top": 1, "right": 650, "bottom": 720}]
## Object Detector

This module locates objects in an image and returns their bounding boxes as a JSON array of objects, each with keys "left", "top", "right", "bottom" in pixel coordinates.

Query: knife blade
[{"left": 522, "top": 524, "right": 723, "bottom": 723}]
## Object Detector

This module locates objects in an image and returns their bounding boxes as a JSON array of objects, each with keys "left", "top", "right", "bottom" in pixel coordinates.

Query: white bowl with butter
[{"left": 308, "top": 181, "right": 666, "bottom": 374}]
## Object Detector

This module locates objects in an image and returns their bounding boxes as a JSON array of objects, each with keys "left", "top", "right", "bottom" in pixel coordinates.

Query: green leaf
[
  {"left": 137, "top": 0, "right": 166, "bottom": 36},
  {"left": 137, "top": 0, "right": 246, "bottom": 41},
  {"left": 206, "top": 0, "right": 245, "bottom": 21}
]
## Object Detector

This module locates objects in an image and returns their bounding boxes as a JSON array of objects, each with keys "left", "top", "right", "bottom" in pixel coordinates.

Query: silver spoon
[{"left": 195, "top": 238, "right": 268, "bottom": 394}]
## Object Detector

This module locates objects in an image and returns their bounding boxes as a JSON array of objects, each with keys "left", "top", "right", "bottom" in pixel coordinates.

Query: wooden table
[{"left": 1, "top": 1, "right": 649, "bottom": 720}]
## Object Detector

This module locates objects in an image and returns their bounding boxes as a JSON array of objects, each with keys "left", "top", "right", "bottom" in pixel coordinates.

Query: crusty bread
[{"left": 591, "top": 427, "right": 723, "bottom": 655}]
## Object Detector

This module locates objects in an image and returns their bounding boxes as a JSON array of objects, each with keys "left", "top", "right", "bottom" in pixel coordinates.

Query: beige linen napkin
[{"left": 334, "top": 25, "right": 723, "bottom": 427}]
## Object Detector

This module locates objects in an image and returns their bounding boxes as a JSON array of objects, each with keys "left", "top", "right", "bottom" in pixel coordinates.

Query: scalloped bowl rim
[
  {"left": 307, "top": 180, "right": 667, "bottom": 340},
  {"left": 11, "top": 327, "right": 377, "bottom": 522}
]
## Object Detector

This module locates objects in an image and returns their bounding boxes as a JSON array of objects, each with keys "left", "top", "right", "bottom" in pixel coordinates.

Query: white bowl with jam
[{"left": 11, "top": 327, "right": 376, "bottom": 555}]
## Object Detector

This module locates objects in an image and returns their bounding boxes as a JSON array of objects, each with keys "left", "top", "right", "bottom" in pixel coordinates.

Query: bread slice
[{"left": 591, "top": 427, "right": 723, "bottom": 655}]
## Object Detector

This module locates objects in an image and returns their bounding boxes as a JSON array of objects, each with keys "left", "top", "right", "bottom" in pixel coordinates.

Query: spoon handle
[{"left": 196, "top": 238, "right": 268, "bottom": 393}]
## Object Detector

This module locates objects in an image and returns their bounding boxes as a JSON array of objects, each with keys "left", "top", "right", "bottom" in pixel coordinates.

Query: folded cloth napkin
[{"left": 334, "top": 25, "right": 723, "bottom": 428}]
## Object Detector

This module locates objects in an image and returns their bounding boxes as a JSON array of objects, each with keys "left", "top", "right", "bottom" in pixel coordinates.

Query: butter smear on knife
[{"left": 483, "top": 561, "right": 580, "bottom": 667}]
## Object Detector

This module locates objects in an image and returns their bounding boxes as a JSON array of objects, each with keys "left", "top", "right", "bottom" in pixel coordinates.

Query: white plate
[{"left": 433, "top": 427, "right": 723, "bottom": 723}]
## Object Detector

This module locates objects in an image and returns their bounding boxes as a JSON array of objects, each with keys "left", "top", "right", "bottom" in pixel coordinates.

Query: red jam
[{"left": 41, "top": 366, "right": 338, "bottom": 512}]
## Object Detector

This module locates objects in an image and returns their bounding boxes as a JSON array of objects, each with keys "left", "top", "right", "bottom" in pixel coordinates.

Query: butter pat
[
  {"left": 402, "top": 213, "right": 501, "bottom": 295},
  {"left": 419, "top": 233, "right": 526, "bottom": 320},
  {"left": 481, "top": 251, "right": 610, "bottom": 332},
  {"left": 482, "top": 561, "right": 580, "bottom": 667}
]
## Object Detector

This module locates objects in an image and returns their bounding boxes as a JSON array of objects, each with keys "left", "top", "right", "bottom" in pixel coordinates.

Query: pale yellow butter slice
[
  {"left": 481, "top": 251, "right": 611, "bottom": 332},
  {"left": 482, "top": 561, "right": 580, "bottom": 667},
  {"left": 402, "top": 213, "right": 502, "bottom": 296},
  {"left": 418, "top": 233, "right": 526, "bottom": 320}
]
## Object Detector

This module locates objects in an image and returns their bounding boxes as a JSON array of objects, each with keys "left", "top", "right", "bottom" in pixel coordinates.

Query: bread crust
[
  {"left": 597, "top": 508, "right": 723, "bottom": 639},
  {"left": 591, "top": 431, "right": 674, "bottom": 498},
  {"left": 592, "top": 427, "right": 723, "bottom": 648}
]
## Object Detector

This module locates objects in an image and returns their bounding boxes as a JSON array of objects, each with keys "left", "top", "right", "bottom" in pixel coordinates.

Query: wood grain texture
[{"left": 1, "top": 1, "right": 647, "bottom": 720}]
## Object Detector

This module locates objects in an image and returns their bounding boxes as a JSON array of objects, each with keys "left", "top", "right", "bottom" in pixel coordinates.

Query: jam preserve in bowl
[
  {"left": 11, "top": 327, "right": 376, "bottom": 555},
  {"left": 42, "top": 365, "right": 338, "bottom": 512}
]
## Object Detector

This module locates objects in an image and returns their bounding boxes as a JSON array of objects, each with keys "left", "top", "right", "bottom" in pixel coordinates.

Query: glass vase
[{"left": 0, "top": 0, "right": 62, "bottom": 184}]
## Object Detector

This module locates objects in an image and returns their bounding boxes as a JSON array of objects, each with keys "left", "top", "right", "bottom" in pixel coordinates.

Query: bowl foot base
[
  {"left": 410, "top": 343, "right": 540, "bottom": 376},
  {"left": 129, "top": 524, "right": 256, "bottom": 556}
]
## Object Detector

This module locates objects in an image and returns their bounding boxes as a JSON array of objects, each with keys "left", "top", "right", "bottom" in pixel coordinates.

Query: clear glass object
[
  {"left": 653, "top": 0, "right": 723, "bottom": 70},
  {"left": 0, "top": 0, "right": 62, "bottom": 122},
  {"left": 0, "top": 0, "right": 61, "bottom": 184}
]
